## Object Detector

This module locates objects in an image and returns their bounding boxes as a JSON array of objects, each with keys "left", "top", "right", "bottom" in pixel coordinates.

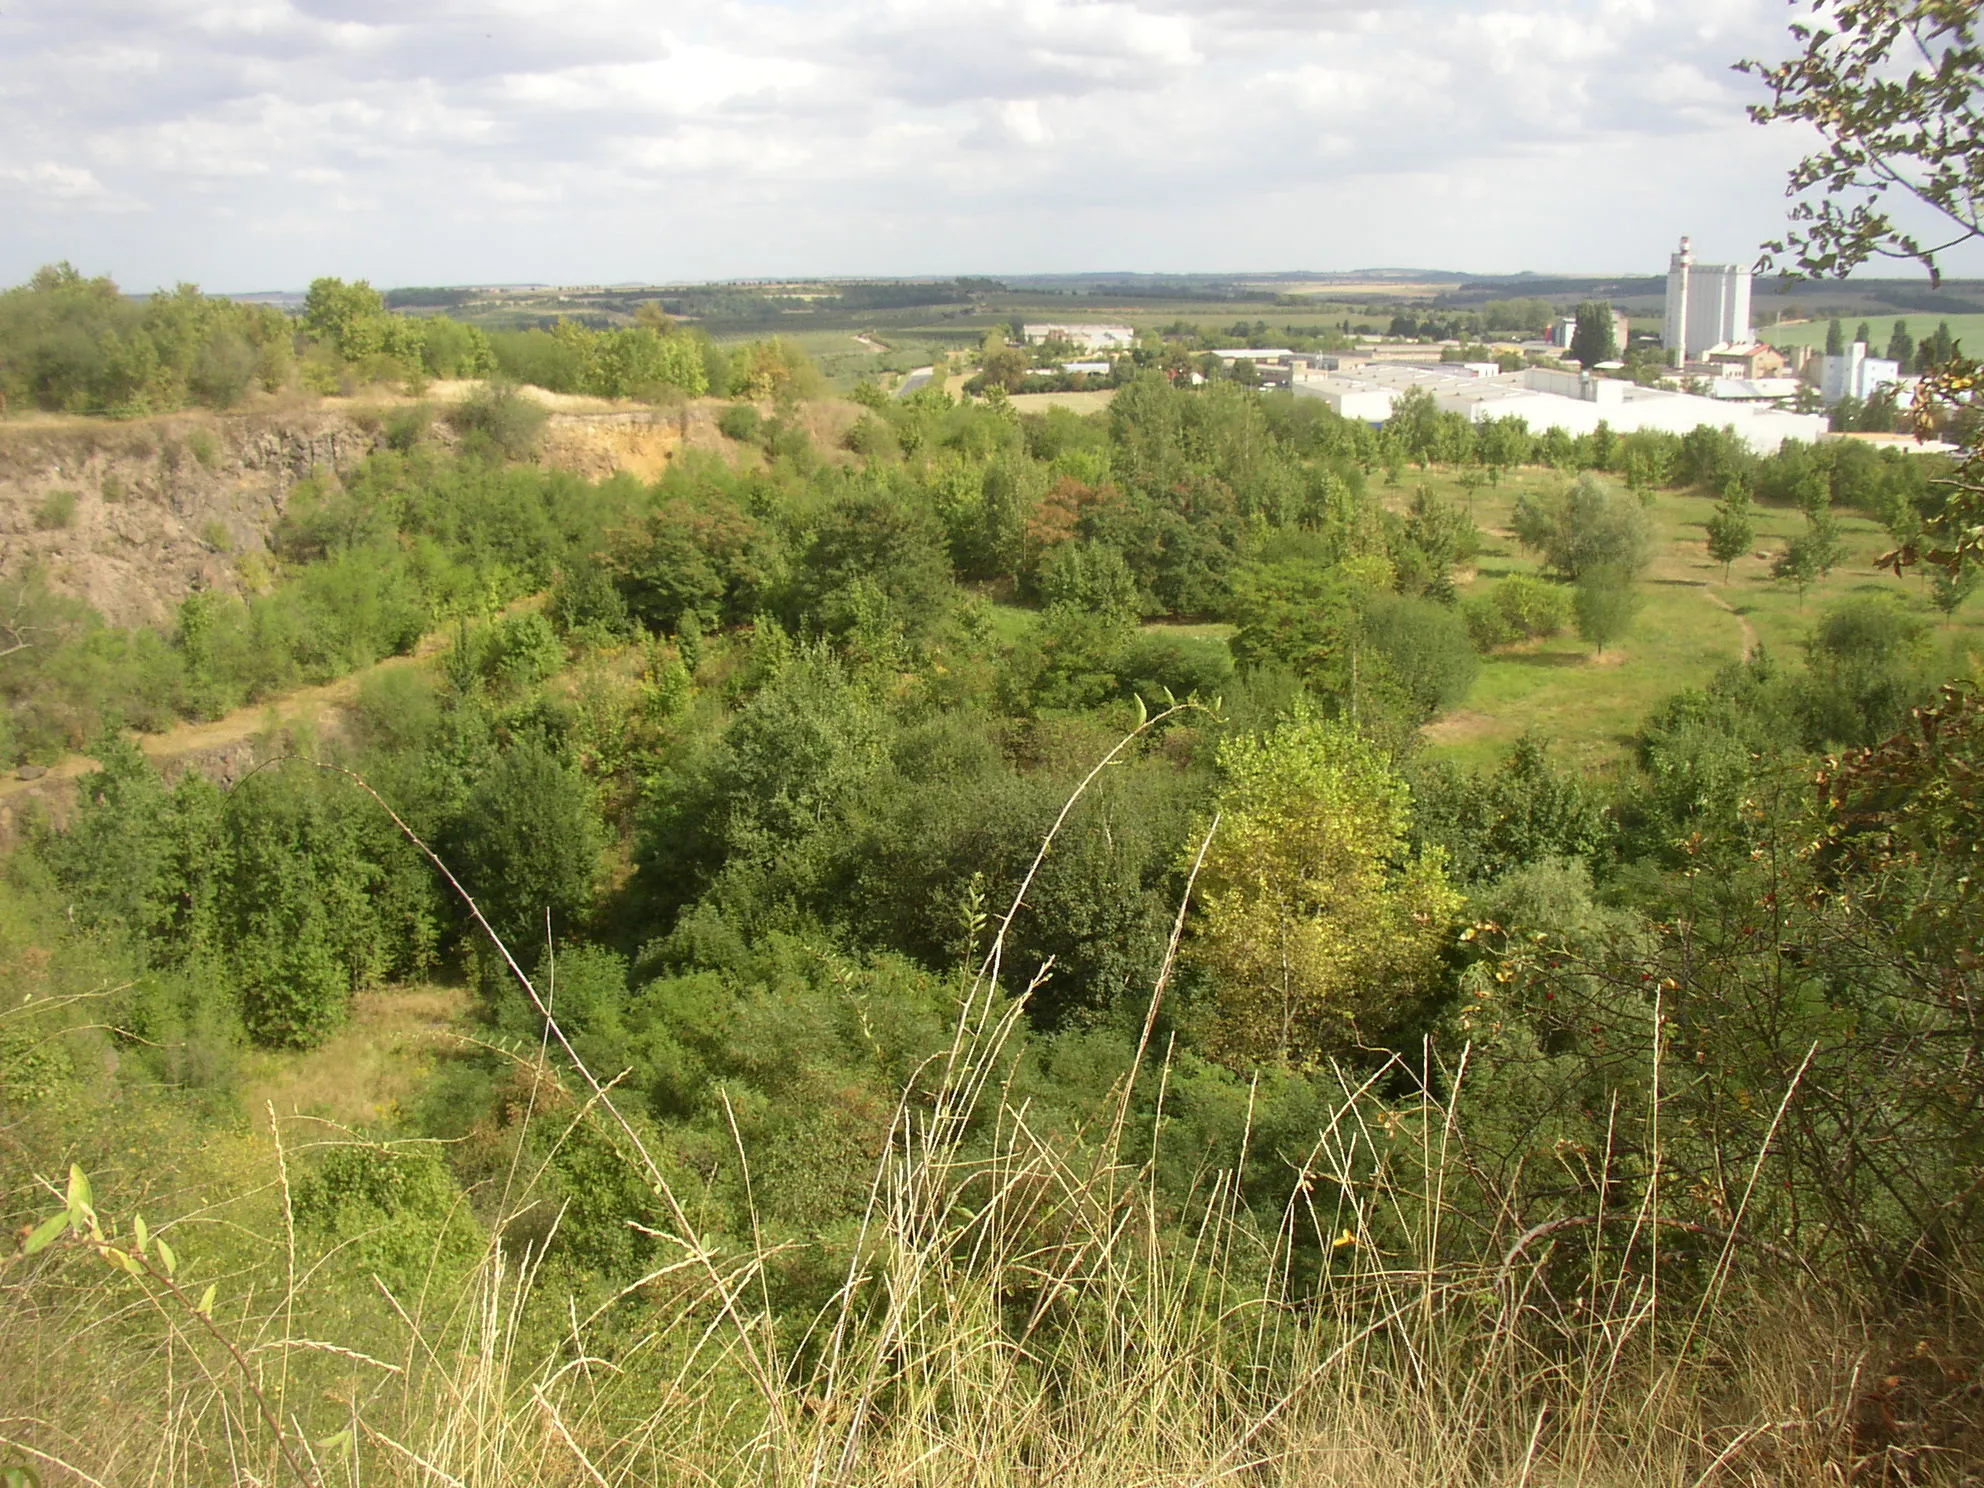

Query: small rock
[{"left": 17, "top": 764, "right": 48, "bottom": 781}]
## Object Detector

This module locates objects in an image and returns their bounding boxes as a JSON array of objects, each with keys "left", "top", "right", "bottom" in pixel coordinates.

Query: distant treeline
[
  {"left": 0, "top": 265, "right": 822, "bottom": 414},
  {"left": 0, "top": 265, "right": 297, "bottom": 416}
]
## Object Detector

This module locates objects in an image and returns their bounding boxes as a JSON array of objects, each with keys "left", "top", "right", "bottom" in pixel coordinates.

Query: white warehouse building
[
  {"left": 1021, "top": 322, "right": 1136, "bottom": 351},
  {"left": 1291, "top": 364, "right": 1826, "bottom": 452}
]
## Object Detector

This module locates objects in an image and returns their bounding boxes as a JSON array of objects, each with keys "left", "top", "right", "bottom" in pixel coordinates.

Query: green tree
[
  {"left": 301, "top": 277, "right": 387, "bottom": 360},
  {"left": 1886, "top": 319, "right": 1914, "bottom": 365},
  {"left": 1826, "top": 317, "right": 1845, "bottom": 356},
  {"left": 1570, "top": 299, "right": 1619, "bottom": 367},
  {"left": 1930, "top": 561, "right": 1980, "bottom": 624},
  {"left": 1400, "top": 485, "right": 1481, "bottom": 602},
  {"left": 1917, "top": 318, "right": 1958, "bottom": 371},
  {"left": 1855, "top": 320, "right": 1873, "bottom": 348},
  {"left": 978, "top": 330, "right": 1029, "bottom": 393},
  {"left": 452, "top": 740, "right": 603, "bottom": 947},
  {"left": 1772, "top": 498, "right": 1847, "bottom": 604},
  {"left": 1227, "top": 561, "right": 1359, "bottom": 685},
  {"left": 1185, "top": 716, "right": 1461, "bottom": 1066},
  {"left": 794, "top": 491, "right": 955, "bottom": 643},
  {"left": 1572, "top": 564, "right": 1643, "bottom": 657},
  {"left": 1705, "top": 484, "right": 1756, "bottom": 583},
  {"left": 1511, "top": 472, "right": 1654, "bottom": 579}
]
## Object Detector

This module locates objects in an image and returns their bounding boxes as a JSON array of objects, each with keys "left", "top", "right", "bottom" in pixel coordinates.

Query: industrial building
[
  {"left": 1290, "top": 362, "right": 1825, "bottom": 452},
  {"left": 1664, "top": 236, "right": 1753, "bottom": 366},
  {"left": 1021, "top": 323, "right": 1136, "bottom": 351},
  {"left": 1820, "top": 342, "right": 1911, "bottom": 406}
]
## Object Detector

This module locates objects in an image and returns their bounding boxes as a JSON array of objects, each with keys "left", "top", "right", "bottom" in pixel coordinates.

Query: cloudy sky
[{"left": 1, "top": 0, "right": 1965, "bottom": 292}]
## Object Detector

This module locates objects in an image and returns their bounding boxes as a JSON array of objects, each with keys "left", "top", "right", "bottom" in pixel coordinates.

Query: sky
[{"left": 2, "top": 0, "right": 1975, "bottom": 292}]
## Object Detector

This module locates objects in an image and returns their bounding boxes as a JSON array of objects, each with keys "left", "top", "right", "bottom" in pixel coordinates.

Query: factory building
[
  {"left": 1664, "top": 236, "right": 1753, "bottom": 366},
  {"left": 1820, "top": 342, "right": 1908, "bottom": 405},
  {"left": 1290, "top": 363, "right": 1825, "bottom": 453},
  {"left": 1021, "top": 323, "right": 1136, "bottom": 351}
]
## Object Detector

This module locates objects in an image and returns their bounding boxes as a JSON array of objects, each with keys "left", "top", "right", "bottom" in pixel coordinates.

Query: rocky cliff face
[
  {"left": 0, "top": 410, "right": 382, "bottom": 628},
  {"left": 0, "top": 395, "right": 867, "bottom": 631}
]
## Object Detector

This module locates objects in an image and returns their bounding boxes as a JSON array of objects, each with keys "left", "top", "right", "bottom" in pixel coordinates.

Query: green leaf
[
  {"left": 23, "top": 1211, "right": 68, "bottom": 1255},
  {"left": 155, "top": 1238, "right": 177, "bottom": 1277},
  {"left": 3, "top": 1464, "right": 46, "bottom": 1488},
  {"left": 315, "top": 1429, "right": 354, "bottom": 1455},
  {"left": 198, "top": 1282, "right": 217, "bottom": 1316},
  {"left": 1133, "top": 693, "right": 1148, "bottom": 729},
  {"left": 66, "top": 1164, "right": 93, "bottom": 1216},
  {"left": 132, "top": 1214, "right": 149, "bottom": 1255}
]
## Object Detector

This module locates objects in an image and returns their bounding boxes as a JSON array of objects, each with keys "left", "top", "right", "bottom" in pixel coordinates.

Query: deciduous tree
[{"left": 1185, "top": 717, "right": 1460, "bottom": 1066}]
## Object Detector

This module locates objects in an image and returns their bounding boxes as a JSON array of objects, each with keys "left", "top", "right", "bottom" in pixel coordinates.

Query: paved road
[{"left": 896, "top": 367, "right": 934, "bottom": 398}]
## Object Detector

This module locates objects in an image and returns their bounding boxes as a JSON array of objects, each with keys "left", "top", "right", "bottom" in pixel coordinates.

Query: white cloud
[
  {"left": 0, "top": 0, "right": 1975, "bottom": 287},
  {"left": 0, "top": 161, "right": 141, "bottom": 211}
]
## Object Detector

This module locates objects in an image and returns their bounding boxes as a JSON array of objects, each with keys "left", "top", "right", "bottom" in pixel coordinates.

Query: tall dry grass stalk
[{"left": 3, "top": 730, "right": 1969, "bottom": 1486}]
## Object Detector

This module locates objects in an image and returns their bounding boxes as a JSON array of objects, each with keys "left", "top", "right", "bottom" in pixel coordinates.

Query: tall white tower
[
  {"left": 1665, "top": 237, "right": 1693, "bottom": 369},
  {"left": 1663, "top": 235, "right": 1753, "bottom": 367}
]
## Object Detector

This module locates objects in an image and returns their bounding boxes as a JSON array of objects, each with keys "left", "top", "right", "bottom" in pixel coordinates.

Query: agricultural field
[{"left": 1763, "top": 312, "right": 1984, "bottom": 354}]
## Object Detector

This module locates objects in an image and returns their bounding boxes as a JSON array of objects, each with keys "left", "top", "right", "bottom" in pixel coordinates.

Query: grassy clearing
[
  {"left": 1403, "top": 466, "right": 1984, "bottom": 771},
  {"left": 238, "top": 982, "right": 472, "bottom": 1129}
]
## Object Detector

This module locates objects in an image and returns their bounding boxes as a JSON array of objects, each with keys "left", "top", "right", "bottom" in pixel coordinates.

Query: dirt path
[
  {"left": 1700, "top": 583, "right": 1759, "bottom": 660},
  {"left": 0, "top": 649, "right": 429, "bottom": 840}
]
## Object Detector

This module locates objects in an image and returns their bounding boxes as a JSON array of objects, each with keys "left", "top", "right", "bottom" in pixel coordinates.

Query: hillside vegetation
[{"left": 4, "top": 358, "right": 1984, "bottom": 1486}]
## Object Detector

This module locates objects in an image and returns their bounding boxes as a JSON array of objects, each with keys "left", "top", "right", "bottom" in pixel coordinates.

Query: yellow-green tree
[{"left": 1186, "top": 717, "right": 1460, "bottom": 1066}]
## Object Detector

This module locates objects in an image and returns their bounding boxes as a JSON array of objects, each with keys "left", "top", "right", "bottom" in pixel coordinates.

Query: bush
[
  {"left": 717, "top": 402, "right": 763, "bottom": 444},
  {"left": 34, "top": 489, "right": 78, "bottom": 530},
  {"left": 843, "top": 412, "right": 897, "bottom": 459},
  {"left": 480, "top": 611, "right": 565, "bottom": 692},
  {"left": 452, "top": 739, "right": 604, "bottom": 944},
  {"left": 1360, "top": 590, "right": 1479, "bottom": 718},
  {"left": 1801, "top": 593, "right": 1931, "bottom": 745},
  {"left": 186, "top": 428, "right": 220, "bottom": 469},
  {"left": 1463, "top": 574, "right": 1573, "bottom": 651},
  {"left": 383, "top": 402, "right": 433, "bottom": 451},
  {"left": 446, "top": 380, "right": 548, "bottom": 461},
  {"left": 99, "top": 471, "right": 125, "bottom": 502},
  {"left": 1116, "top": 630, "right": 1234, "bottom": 704},
  {"left": 1035, "top": 541, "right": 1141, "bottom": 623}
]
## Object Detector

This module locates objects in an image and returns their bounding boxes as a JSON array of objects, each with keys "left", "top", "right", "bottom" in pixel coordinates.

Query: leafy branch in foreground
[
  {"left": 1744, "top": 1, "right": 1984, "bottom": 571},
  {"left": 1741, "top": 1, "right": 1982, "bottom": 284}
]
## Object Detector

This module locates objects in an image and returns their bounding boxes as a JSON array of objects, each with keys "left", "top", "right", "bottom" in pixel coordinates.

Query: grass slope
[{"left": 1415, "top": 467, "right": 1984, "bottom": 770}]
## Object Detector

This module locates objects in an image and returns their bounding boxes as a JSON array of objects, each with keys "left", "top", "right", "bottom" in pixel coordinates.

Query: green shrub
[
  {"left": 99, "top": 471, "right": 125, "bottom": 502},
  {"left": 446, "top": 380, "right": 548, "bottom": 460},
  {"left": 717, "top": 402, "right": 762, "bottom": 443},
  {"left": 843, "top": 412, "right": 897, "bottom": 458},
  {"left": 199, "top": 519, "right": 233, "bottom": 553},
  {"left": 34, "top": 489, "right": 78, "bottom": 530},
  {"left": 1360, "top": 589, "right": 1479, "bottom": 718},
  {"left": 186, "top": 428, "right": 220, "bottom": 469},
  {"left": 1464, "top": 574, "right": 1573, "bottom": 650},
  {"left": 383, "top": 402, "right": 433, "bottom": 451},
  {"left": 480, "top": 611, "right": 565, "bottom": 692}
]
